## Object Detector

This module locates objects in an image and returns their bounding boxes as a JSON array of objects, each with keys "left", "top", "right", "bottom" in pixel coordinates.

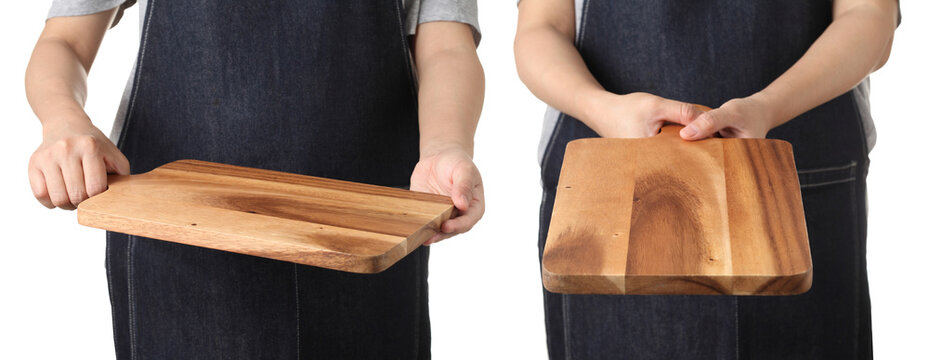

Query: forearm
[
  {"left": 25, "top": 10, "right": 115, "bottom": 134},
  {"left": 415, "top": 22, "right": 484, "bottom": 157},
  {"left": 515, "top": 28, "right": 604, "bottom": 118},
  {"left": 514, "top": 2, "right": 615, "bottom": 135},
  {"left": 26, "top": 37, "right": 94, "bottom": 133},
  {"left": 758, "top": 1, "right": 897, "bottom": 127}
]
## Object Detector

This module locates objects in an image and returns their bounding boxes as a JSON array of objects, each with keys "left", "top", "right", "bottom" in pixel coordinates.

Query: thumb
[
  {"left": 450, "top": 164, "right": 476, "bottom": 212},
  {"left": 681, "top": 110, "right": 724, "bottom": 140},
  {"left": 105, "top": 149, "right": 131, "bottom": 175}
]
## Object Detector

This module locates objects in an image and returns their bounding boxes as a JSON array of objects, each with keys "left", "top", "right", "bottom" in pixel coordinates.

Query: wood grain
[
  {"left": 77, "top": 160, "right": 456, "bottom": 273},
  {"left": 542, "top": 125, "right": 811, "bottom": 295}
]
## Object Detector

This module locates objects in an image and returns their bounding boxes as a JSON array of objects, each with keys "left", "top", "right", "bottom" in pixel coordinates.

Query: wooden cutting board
[
  {"left": 77, "top": 160, "right": 456, "bottom": 273},
  {"left": 542, "top": 125, "right": 812, "bottom": 295}
]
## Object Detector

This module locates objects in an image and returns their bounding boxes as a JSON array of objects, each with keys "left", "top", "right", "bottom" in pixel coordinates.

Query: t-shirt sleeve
[
  {"left": 47, "top": 0, "right": 136, "bottom": 28},
  {"left": 405, "top": 0, "right": 481, "bottom": 46}
]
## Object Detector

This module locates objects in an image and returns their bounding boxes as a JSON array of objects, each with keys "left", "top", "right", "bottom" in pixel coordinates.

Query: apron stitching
[
  {"left": 293, "top": 263, "right": 300, "bottom": 360},
  {"left": 415, "top": 249, "right": 423, "bottom": 358},
  {"left": 105, "top": 232, "right": 120, "bottom": 359},
  {"left": 796, "top": 161, "right": 857, "bottom": 174},
  {"left": 117, "top": 0, "right": 157, "bottom": 149},
  {"left": 799, "top": 177, "right": 857, "bottom": 189},
  {"left": 562, "top": 294, "right": 571, "bottom": 360},
  {"left": 735, "top": 297, "right": 740, "bottom": 359},
  {"left": 847, "top": 93, "right": 869, "bottom": 356},
  {"left": 851, "top": 171, "right": 863, "bottom": 356},
  {"left": 856, "top": 165, "right": 871, "bottom": 357},
  {"left": 127, "top": 235, "right": 138, "bottom": 360}
]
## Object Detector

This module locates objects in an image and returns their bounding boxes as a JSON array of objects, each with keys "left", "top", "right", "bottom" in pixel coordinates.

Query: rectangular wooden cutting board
[
  {"left": 542, "top": 125, "right": 812, "bottom": 295},
  {"left": 77, "top": 160, "right": 456, "bottom": 273}
]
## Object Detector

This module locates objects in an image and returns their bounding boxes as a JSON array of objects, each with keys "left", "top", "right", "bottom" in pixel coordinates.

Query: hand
[
  {"left": 583, "top": 92, "right": 705, "bottom": 138},
  {"left": 409, "top": 145, "right": 484, "bottom": 245},
  {"left": 680, "top": 94, "right": 778, "bottom": 140},
  {"left": 28, "top": 118, "right": 130, "bottom": 209}
]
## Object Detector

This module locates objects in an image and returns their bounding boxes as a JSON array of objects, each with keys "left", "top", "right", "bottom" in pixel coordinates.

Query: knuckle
[
  {"left": 69, "top": 190, "right": 87, "bottom": 204},
  {"left": 86, "top": 182, "right": 107, "bottom": 197},
  {"left": 700, "top": 113, "right": 717, "bottom": 128},
  {"left": 51, "top": 140, "right": 73, "bottom": 157},
  {"left": 76, "top": 136, "right": 100, "bottom": 152},
  {"left": 682, "top": 103, "right": 700, "bottom": 119},
  {"left": 32, "top": 186, "right": 49, "bottom": 200},
  {"left": 28, "top": 154, "right": 40, "bottom": 168},
  {"left": 53, "top": 139, "right": 71, "bottom": 151},
  {"left": 30, "top": 149, "right": 51, "bottom": 164},
  {"left": 643, "top": 96, "right": 662, "bottom": 111}
]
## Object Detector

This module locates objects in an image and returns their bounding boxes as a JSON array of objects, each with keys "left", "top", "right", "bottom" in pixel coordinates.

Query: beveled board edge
[
  {"left": 542, "top": 269, "right": 812, "bottom": 295},
  {"left": 77, "top": 203, "right": 456, "bottom": 274},
  {"left": 77, "top": 160, "right": 457, "bottom": 273}
]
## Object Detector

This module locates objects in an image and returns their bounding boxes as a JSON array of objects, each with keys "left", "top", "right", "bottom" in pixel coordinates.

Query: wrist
[
  {"left": 750, "top": 90, "right": 787, "bottom": 129},
  {"left": 575, "top": 89, "right": 614, "bottom": 133},
  {"left": 420, "top": 139, "right": 473, "bottom": 159},
  {"left": 40, "top": 111, "right": 93, "bottom": 137}
]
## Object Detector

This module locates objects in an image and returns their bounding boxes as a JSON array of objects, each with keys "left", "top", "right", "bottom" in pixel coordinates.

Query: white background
[{"left": 0, "top": 1, "right": 925, "bottom": 359}]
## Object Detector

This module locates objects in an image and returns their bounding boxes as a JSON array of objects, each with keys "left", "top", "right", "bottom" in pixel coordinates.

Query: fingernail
[{"left": 680, "top": 126, "right": 696, "bottom": 138}]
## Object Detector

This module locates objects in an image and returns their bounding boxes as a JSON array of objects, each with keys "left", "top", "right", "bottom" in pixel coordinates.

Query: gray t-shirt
[{"left": 48, "top": 0, "right": 480, "bottom": 44}]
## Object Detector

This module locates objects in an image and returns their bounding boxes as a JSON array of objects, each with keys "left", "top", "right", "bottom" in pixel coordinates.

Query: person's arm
[
  {"left": 514, "top": 0, "right": 703, "bottom": 138},
  {"left": 680, "top": 0, "right": 899, "bottom": 140},
  {"left": 409, "top": 21, "right": 485, "bottom": 245},
  {"left": 25, "top": 8, "right": 130, "bottom": 210}
]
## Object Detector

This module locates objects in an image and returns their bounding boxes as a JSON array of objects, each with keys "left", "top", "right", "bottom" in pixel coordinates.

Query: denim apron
[
  {"left": 539, "top": 1, "right": 872, "bottom": 359},
  {"left": 105, "top": 0, "right": 430, "bottom": 358}
]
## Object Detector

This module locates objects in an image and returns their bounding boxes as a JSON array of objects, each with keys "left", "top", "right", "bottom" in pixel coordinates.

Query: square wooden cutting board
[
  {"left": 77, "top": 160, "right": 456, "bottom": 273},
  {"left": 542, "top": 126, "right": 812, "bottom": 295}
]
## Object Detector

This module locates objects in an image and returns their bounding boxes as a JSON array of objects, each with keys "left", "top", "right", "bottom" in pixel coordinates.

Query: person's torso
[
  {"left": 539, "top": 0, "right": 874, "bottom": 168},
  {"left": 115, "top": 0, "right": 420, "bottom": 186}
]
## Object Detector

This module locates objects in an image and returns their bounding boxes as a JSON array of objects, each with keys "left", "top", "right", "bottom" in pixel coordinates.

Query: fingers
[
  {"left": 105, "top": 148, "right": 131, "bottom": 175},
  {"left": 423, "top": 233, "right": 450, "bottom": 246},
  {"left": 83, "top": 154, "right": 108, "bottom": 197},
  {"left": 445, "top": 164, "right": 484, "bottom": 234},
  {"left": 426, "top": 181, "right": 485, "bottom": 246},
  {"left": 429, "top": 183, "right": 484, "bottom": 246},
  {"left": 681, "top": 110, "right": 724, "bottom": 140},
  {"left": 451, "top": 164, "right": 477, "bottom": 211},
  {"left": 28, "top": 132, "right": 128, "bottom": 209},
  {"left": 409, "top": 149, "right": 485, "bottom": 245},
  {"left": 61, "top": 156, "right": 88, "bottom": 206},
  {"left": 28, "top": 164, "right": 54, "bottom": 209},
  {"left": 443, "top": 184, "right": 484, "bottom": 233},
  {"left": 676, "top": 102, "right": 706, "bottom": 125},
  {"left": 41, "top": 166, "right": 75, "bottom": 210},
  {"left": 654, "top": 99, "right": 704, "bottom": 127}
]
